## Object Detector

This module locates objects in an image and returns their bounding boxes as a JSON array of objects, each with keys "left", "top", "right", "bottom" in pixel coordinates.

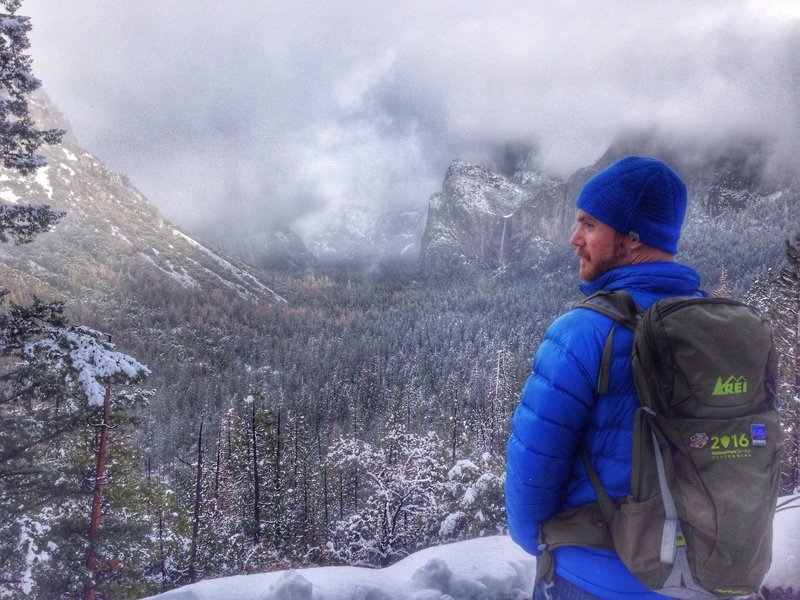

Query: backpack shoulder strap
[
  {"left": 537, "top": 292, "right": 646, "bottom": 583},
  {"left": 575, "top": 290, "right": 643, "bottom": 394},
  {"left": 577, "top": 290, "right": 641, "bottom": 329}
]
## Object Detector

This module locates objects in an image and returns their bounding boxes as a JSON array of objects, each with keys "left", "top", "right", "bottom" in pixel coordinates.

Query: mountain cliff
[
  {"left": 419, "top": 161, "right": 565, "bottom": 274},
  {"left": 0, "top": 96, "right": 285, "bottom": 307}
]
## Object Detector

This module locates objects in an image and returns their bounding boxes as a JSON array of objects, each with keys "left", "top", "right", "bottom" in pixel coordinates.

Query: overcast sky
[{"left": 23, "top": 1, "right": 800, "bottom": 242}]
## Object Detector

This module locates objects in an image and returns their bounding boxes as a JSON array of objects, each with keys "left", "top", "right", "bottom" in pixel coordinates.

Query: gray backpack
[{"left": 537, "top": 291, "right": 783, "bottom": 599}]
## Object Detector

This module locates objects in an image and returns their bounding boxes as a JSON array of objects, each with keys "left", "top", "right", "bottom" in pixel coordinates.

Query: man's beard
[{"left": 577, "top": 235, "right": 629, "bottom": 282}]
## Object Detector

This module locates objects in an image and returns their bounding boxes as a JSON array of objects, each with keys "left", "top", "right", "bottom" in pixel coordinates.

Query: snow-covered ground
[
  {"left": 143, "top": 495, "right": 800, "bottom": 600},
  {"left": 143, "top": 536, "right": 533, "bottom": 600}
]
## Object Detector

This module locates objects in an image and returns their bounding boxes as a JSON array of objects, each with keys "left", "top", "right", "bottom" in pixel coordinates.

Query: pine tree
[
  {"left": 0, "top": 281, "right": 150, "bottom": 599},
  {"left": 190, "top": 393, "right": 288, "bottom": 576},
  {"left": 202, "top": 407, "right": 245, "bottom": 576},
  {"left": 438, "top": 451, "right": 506, "bottom": 543},
  {"left": 0, "top": 4, "right": 150, "bottom": 596},
  {"left": 0, "top": 0, "right": 64, "bottom": 244},
  {"left": 712, "top": 264, "right": 733, "bottom": 298},
  {"left": 4, "top": 384, "right": 154, "bottom": 599},
  {"left": 479, "top": 348, "right": 513, "bottom": 457},
  {"left": 142, "top": 463, "right": 184, "bottom": 594}
]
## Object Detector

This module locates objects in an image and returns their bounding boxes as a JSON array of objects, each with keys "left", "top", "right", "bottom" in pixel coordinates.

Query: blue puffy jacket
[{"left": 506, "top": 261, "right": 703, "bottom": 599}]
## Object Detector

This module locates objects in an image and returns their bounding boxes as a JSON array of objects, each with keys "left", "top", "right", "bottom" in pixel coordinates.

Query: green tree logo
[{"left": 712, "top": 376, "right": 748, "bottom": 396}]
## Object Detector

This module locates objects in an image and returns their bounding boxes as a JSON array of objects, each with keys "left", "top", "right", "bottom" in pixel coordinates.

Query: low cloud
[{"left": 25, "top": 0, "right": 800, "bottom": 242}]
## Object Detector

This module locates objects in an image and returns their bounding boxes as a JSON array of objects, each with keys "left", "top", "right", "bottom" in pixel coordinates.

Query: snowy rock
[
  {"left": 267, "top": 571, "right": 313, "bottom": 600},
  {"left": 764, "top": 494, "right": 800, "bottom": 590},
  {"left": 410, "top": 558, "right": 452, "bottom": 592},
  {"left": 142, "top": 497, "right": 800, "bottom": 600},
  {"left": 212, "top": 226, "right": 316, "bottom": 273},
  {"left": 409, "top": 591, "right": 454, "bottom": 600}
]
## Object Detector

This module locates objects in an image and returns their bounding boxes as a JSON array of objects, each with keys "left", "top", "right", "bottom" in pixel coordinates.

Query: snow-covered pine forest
[{"left": 1, "top": 2, "right": 800, "bottom": 599}]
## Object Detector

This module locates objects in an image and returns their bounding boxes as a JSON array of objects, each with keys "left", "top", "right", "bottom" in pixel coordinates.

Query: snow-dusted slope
[{"left": 0, "top": 94, "right": 285, "bottom": 305}]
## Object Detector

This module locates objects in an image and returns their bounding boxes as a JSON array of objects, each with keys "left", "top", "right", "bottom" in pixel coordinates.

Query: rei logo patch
[{"left": 712, "top": 376, "right": 748, "bottom": 396}]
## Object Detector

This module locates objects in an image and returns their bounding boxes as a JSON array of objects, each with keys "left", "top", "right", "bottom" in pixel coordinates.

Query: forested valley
[
  {"left": 6, "top": 229, "right": 800, "bottom": 599},
  {"left": 3, "top": 251, "right": 581, "bottom": 597}
]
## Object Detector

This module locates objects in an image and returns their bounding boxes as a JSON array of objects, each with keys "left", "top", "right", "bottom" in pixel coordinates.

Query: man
[{"left": 505, "top": 156, "right": 703, "bottom": 599}]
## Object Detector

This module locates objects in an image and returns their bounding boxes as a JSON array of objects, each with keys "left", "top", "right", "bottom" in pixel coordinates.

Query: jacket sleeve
[{"left": 505, "top": 309, "right": 603, "bottom": 555}]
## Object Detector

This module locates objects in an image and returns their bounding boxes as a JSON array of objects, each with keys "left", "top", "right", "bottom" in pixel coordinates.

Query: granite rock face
[{"left": 419, "top": 160, "right": 567, "bottom": 275}]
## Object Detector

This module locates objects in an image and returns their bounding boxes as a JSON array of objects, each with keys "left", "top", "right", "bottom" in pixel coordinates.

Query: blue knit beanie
[{"left": 576, "top": 156, "right": 687, "bottom": 254}]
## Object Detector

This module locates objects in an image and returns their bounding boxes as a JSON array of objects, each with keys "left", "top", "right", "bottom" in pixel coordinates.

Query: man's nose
[{"left": 569, "top": 227, "right": 582, "bottom": 247}]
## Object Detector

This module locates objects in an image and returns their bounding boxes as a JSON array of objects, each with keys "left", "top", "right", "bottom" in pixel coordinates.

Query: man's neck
[{"left": 628, "top": 246, "right": 675, "bottom": 265}]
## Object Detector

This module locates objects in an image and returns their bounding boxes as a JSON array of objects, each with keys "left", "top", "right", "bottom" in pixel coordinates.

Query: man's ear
[{"left": 625, "top": 234, "right": 643, "bottom": 253}]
